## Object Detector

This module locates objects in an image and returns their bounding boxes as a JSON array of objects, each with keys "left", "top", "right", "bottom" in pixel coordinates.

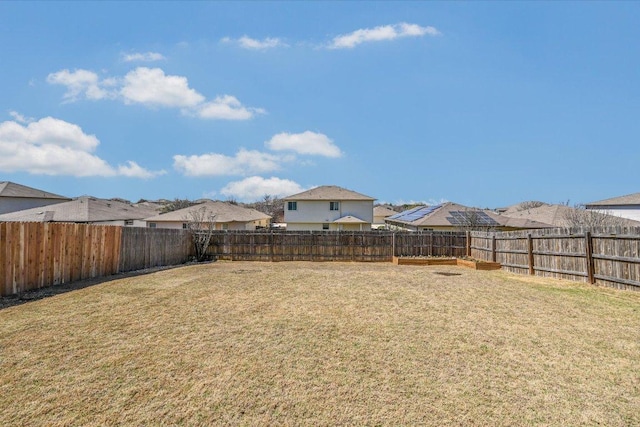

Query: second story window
[
  {"left": 288, "top": 201, "right": 297, "bottom": 211},
  {"left": 330, "top": 201, "right": 340, "bottom": 211}
]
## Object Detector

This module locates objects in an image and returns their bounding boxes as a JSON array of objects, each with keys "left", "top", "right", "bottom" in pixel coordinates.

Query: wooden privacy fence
[
  {"left": 207, "top": 230, "right": 467, "bottom": 262},
  {"left": 119, "top": 227, "right": 193, "bottom": 272},
  {"left": 471, "top": 227, "right": 640, "bottom": 291},
  {"left": 1, "top": 222, "right": 193, "bottom": 297}
]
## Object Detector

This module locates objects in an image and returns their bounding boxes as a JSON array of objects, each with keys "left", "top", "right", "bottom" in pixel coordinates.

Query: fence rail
[
  {"left": 471, "top": 227, "right": 640, "bottom": 291},
  {"left": 1, "top": 222, "right": 193, "bottom": 297},
  {"left": 4, "top": 223, "right": 640, "bottom": 296},
  {"left": 207, "top": 230, "right": 467, "bottom": 262}
]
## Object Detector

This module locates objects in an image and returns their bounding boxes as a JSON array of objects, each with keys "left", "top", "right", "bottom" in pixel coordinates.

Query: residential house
[
  {"left": 283, "top": 185, "right": 375, "bottom": 231},
  {"left": 0, "top": 196, "right": 159, "bottom": 226},
  {"left": 498, "top": 202, "right": 640, "bottom": 227},
  {"left": 385, "top": 202, "right": 552, "bottom": 232},
  {"left": 0, "top": 181, "right": 70, "bottom": 215},
  {"left": 144, "top": 201, "right": 271, "bottom": 230},
  {"left": 585, "top": 193, "right": 640, "bottom": 222},
  {"left": 373, "top": 205, "right": 398, "bottom": 229}
]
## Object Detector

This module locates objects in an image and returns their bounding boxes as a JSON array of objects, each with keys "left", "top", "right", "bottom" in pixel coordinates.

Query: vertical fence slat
[{"left": 0, "top": 223, "right": 193, "bottom": 297}]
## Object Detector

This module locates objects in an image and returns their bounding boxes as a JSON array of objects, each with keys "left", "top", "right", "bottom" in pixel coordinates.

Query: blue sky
[{"left": 1, "top": 1, "right": 639, "bottom": 208}]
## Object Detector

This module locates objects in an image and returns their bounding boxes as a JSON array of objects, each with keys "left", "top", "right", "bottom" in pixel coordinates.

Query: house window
[
  {"left": 322, "top": 223, "right": 330, "bottom": 230},
  {"left": 182, "top": 223, "right": 187, "bottom": 229},
  {"left": 330, "top": 201, "right": 340, "bottom": 211},
  {"left": 148, "top": 223, "right": 157, "bottom": 228},
  {"left": 287, "top": 201, "right": 297, "bottom": 211},
  {"left": 222, "top": 223, "right": 228, "bottom": 230},
  {"left": 124, "top": 219, "right": 134, "bottom": 226}
]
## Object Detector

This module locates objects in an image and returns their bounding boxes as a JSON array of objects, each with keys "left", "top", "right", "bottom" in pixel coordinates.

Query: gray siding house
[{"left": 0, "top": 181, "right": 70, "bottom": 215}]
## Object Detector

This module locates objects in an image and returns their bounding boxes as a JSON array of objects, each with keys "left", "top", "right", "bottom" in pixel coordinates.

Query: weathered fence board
[
  {"left": 0, "top": 223, "right": 194, "bottom": 297},
  {"left": 118, "top": 227, "right": 193, "bottom": 273},
  {"left": 471, "top": 227, "right": 640, "bottom": 291},
  {"left": 207, "top": 230, "right": 467, "bottom": 262}
]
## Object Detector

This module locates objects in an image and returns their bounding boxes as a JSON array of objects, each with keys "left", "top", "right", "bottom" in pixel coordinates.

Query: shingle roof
[
  {"left": 333, "top": 215, "right": 368, "bottom": 224},
  {"left": 373, "top": 206, "right": 398, "bottom": 217},
  {"left": 144, "top": 201, "right": 271, "bottom": 223},
  {"left": 0, "top": 196, "right": 159, "bottom": 222},
  {"left": 585, "top": 193, "right": 640, "bottom": 207},
  {"left": 284, "top": 185, "right": 375, "bottom": 201},
  {"left": 0, "top": 181, "right": 69, "bottom": 200},
  {"left": 386, "top": 202, "right": 552, "bottom": 229},
  {"left": 499, "top": 203, "right": 640, "bottom": 227}
]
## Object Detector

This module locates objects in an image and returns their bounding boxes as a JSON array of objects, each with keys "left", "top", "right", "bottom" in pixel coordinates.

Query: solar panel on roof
[
  {"left": 387, "top": 204, "right": 442, "bottom": 222},
  {"left": 446, "top": 211, "right": 499, "bottom": 226}
]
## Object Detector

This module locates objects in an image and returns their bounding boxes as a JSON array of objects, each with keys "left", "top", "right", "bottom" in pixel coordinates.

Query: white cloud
[
  {"left": 122, "top": 52, "right": 166, "bottom": 62},
  {"left": 117, "top": 161, "right": 166, "bottom": 178},
  {"left": 265, "top": 131, "right": 342, "bottom": 158},
  {"left": 121, "top": 67, "right": 205, "bottom": 108},
  {"left": 328, "top": 22, "right": 441, "bottom": 49},
  {"left": 195, "top": 95, "right": 265, "bottom": 120},
  {"left": 47, "top": 67, "right": 264, "bottom": 120},
  {"left": 220, "top": 176, "right": 306, "bottom": 201},
  {"left": 0, "top": 116, "right": 163, "bottom": 178},
  {"left": 46, "top": 69, "right": 115, "bottom": 101},
  {"left": 173, "top": 148, "right": 282, "bottom": 176},
  {"left": 8, "top": 111, "right": 33, "bottom": 124},
  {"left": 222, "top": 36, "right": 287, "bottom": 50}
]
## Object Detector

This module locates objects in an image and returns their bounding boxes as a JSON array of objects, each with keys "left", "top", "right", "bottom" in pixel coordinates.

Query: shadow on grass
[{"left": 0, "top": 261, "right": 214, "bottom": 310}]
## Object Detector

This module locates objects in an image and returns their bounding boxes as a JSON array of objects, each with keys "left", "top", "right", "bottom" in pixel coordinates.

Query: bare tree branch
[
  {"left": 562, "top": 204, "right": 626, "bottom": 228},
  {"left": 184, "top": 206, "right": 216, "bottom": 262}
]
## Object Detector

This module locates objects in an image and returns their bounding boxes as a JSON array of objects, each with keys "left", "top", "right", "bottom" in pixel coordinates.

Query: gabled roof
[
  {"left": 386, "top": 202, "right": 552, "bottom": 229},
  {"left": 585, "top": 193, "right": 640, "bottom": 207},
  {"left": 333, "top": 215, "right": 367, "bottom": 224},
  {"left": 0, "top": 181, "right": 69, "bottom": 200},
  {"left": 0, "top": 196, "right": 159, "bottom": 222},
  {"left": 284, "top": 185, "right": 375, "bottom": 201},
  {"left": 499, "top": 203, "right": 640, "bottom": 227},
  {"left": 144, "top": 201, "right": 271, "bottom": 223},
  {"left": 373, "top": 205, "right": 398, "bottom": 217}
]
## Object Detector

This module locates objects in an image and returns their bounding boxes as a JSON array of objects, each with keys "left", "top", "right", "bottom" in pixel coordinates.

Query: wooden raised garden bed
[{"left": 392, "top": 256, "right": 501, "bottom": 270}]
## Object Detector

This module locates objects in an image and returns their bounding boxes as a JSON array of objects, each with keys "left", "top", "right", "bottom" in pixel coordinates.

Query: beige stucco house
[
  {"left": 283, "top": 185, "right": 375, "bottom": 231},
  {"left": 144, "top": 201, "right": 271, "bottom": 230},
  {"left": 373, "top": 205, "right": 398, "bottom": 229}
]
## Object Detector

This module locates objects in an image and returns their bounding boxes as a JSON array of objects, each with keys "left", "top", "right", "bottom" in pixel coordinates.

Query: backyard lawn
[{"left": 1, "top": 261, "right": 639, "bottom": 426}]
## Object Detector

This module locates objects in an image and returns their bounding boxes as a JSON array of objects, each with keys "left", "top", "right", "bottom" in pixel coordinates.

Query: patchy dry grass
[{"left": 1, "top": 261, "right": 639, "bottom": 426}]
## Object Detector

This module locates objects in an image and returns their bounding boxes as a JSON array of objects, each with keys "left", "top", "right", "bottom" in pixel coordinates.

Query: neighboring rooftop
[
  {"left": 585, "top": 193, "right": 640, "bottom": 207},
  {"left": 386, "top": 202, "right": 552, "bottom": 229},
  {"left": 144, "top": 201, "right": 271, "bottom": 223},
  {"left": 373, "top": 205, "right": 398, "bottom": 217},
  {"left": 0, "top": 181, "right": 69, "bottom": 200},
  {"left": 333, "top": 215, "right": 368, "bottom": 224},
  {"left": 0, "top": 196, "right": 159, "bottom": 223},
  {"left": 284, "top": 185, "right": 375, "bottom": 201},
  {"left": 500, "top": 203, "right": 640, "bottom": 227}
]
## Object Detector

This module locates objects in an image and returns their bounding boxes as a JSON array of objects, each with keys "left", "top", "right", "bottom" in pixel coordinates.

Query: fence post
[
  {"left": 491, "top": 235, "right": 497, "bottom": 262},
  {"left": 527, "top": 234, "right": 534, "bottom": 275},
  {"left": 392, "top": 232, "right": 395, "bottom": 259},
  {"left": 269, "top": 231, "right": 273, "bottom": 262},
  {"left": 466, "top": 231, "right": 471, "bottom": 257},
  {"left": 585, "top": 231, "right": 595, "bottom": 284}
]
